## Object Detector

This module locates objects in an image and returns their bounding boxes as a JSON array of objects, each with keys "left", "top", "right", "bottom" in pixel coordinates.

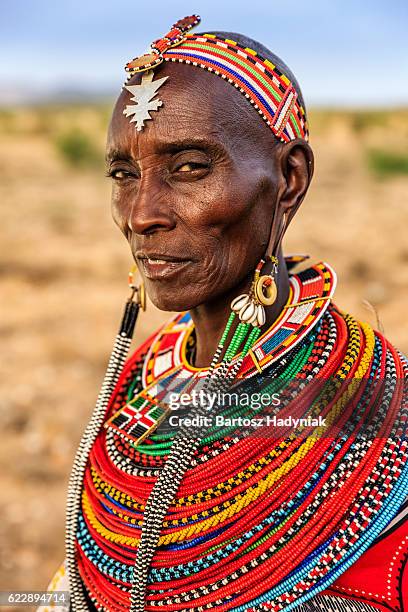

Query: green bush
[
  {"left": 55, "top": 129, "right": 101, "bottom": 168},
  {"left": 367, "top": 149, "right": 408, "bottom": 178}
]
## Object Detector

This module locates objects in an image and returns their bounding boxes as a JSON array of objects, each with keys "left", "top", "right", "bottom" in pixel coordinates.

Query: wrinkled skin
[{"left": 107, "top": 63, "right": 313, "bottom": 366}]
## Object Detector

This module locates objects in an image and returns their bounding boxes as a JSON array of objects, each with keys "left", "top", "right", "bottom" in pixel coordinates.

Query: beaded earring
[
  {"left": 128, "top": 265, "right": 147, "bottom": 311},
  {"left": 231, "top": 255, "right": 278, "bottom": 327},
  {"left": 254, "top": 255, "right": 278, "bottom": 305},
  {"left": 231, "top": 211, "right": 288, "bottom": 329},
  {"left": 65, "top": 266, "right": 146, "bottom": 605}
]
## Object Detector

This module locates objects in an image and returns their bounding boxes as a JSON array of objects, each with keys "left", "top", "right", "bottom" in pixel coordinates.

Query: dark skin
[{"left": 107, "top": 63, "right": 314, "bottom": 367}]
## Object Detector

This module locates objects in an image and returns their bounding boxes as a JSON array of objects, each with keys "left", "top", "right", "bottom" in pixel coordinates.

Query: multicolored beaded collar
[
  {"left": 73, "top": 258, "right": 408, "bottom": 612},
  {"left": 123, "top": 15, "right": 308, "bottom": 143},
  {"left": 142, "top": 261, "right": 335, "bottom": 385},
  {"left": 104, "top": 261, "right": 335, "bottom": 447}
]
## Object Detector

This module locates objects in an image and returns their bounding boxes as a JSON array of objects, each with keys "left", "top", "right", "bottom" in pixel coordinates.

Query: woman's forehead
[{"left": 107, "top": 62, "right": 267, "bottom": 156}]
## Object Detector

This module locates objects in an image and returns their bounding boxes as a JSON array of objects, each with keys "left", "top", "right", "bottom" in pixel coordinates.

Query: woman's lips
[{"left": 138, "top": 256, "right": 192, "bottom": 280}]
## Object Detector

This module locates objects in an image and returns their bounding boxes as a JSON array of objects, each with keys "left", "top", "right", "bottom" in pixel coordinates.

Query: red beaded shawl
[{"left": 68, "top": 262, "right": 408, "bottom": 612}]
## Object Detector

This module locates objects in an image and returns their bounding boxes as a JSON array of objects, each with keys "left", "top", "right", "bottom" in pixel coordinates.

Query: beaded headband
[{"left": 123, "top": 15, "right": 309, "bottom": 142}]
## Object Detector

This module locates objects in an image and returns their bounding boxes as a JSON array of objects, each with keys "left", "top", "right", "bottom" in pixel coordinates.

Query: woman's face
[{"left": 107, "top": 63, "right": 284, "bottom": 311}]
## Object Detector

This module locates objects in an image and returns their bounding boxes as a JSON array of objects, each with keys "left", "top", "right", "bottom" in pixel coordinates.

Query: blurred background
[{"left": 1, "top": 0, "right": 407, "bottom": 601}]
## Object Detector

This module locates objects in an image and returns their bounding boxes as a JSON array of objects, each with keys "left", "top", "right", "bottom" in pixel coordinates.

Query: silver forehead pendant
[{"left": 123, "top": 71, "right": 168, "bottom": 131}]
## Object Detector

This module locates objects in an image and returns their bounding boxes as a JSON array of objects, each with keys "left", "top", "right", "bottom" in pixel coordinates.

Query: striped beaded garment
[{"left": 45, "top": 262, "right": 408, "bottom": 612}]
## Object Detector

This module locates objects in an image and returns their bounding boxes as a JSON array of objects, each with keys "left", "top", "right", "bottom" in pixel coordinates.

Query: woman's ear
[{"left": 278, "top": 139, "right": 314, "bottom": 222}]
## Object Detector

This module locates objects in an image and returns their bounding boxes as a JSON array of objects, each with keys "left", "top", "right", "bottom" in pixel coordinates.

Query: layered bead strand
[{"left": 74, "top": 304, "right": 408, "bottom": 611}]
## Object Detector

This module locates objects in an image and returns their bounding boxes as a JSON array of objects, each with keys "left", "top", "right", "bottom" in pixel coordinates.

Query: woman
[{"left": 42, "top": 15, "right": 408, "bottom": 612}]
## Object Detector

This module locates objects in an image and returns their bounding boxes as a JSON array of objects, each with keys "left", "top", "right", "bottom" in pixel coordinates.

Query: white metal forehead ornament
[
  {"left": 122, "top": 15, "right": 201, "bottom": 131},
  {"left": 123, "top": 71, "right": 168, "bottom": 132}
]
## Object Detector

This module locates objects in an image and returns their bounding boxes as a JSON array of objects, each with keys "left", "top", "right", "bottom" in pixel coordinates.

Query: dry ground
[{"left": 0, "top": 105, "right": 407, "bottom": 597}]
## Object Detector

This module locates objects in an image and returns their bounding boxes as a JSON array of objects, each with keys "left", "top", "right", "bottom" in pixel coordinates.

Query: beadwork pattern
[
  {"left": 123, "top": 15, "right": 308, "bottom": 144},
  {"left": 163, "top": 34, "right": 308, "bottom": 143},
  {"left": 71, "top": 262, "right": 408, "bottom": 612}
]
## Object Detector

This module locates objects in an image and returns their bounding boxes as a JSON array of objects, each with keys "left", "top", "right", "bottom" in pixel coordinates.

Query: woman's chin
[{"left": 147, "top": 289, "right": 202, "bottom": 313}]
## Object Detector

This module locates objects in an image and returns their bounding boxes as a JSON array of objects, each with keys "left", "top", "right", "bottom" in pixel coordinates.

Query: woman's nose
[{"left": 127, "top": 174, "right": 176, "bottom": 236}]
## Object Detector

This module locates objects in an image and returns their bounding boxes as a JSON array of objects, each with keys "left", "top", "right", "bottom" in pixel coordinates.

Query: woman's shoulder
[
  {"left": 105, "top": 311, "right": 191, "bottom": 410},
  {"left": 128, "top": 311, "right": 190, "bottom": 364},
  {"left": 318, "top": 503, "right": 408, "bottom": 611}
]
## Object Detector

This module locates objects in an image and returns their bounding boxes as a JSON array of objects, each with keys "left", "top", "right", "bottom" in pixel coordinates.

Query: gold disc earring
[
  {"left": 254, "top": 256, "right": 278, "bottom": 306},
  {"left": 128, "top": 265, "right": 147, "bottom": 311}
]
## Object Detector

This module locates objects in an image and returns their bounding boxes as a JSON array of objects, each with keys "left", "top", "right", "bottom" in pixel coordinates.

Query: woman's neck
[{"left": 188, "top": 251, "right": 290, "bottom": 368}]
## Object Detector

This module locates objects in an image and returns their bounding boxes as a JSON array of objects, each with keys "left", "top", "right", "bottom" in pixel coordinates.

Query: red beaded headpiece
[{"left": 124, "top": 15, "right": 308, "bottom": 143}]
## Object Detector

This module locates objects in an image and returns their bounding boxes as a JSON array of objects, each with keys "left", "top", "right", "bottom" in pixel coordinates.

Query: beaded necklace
[{"left": 66, "top": 262, "right": 408, "bottom": 612}]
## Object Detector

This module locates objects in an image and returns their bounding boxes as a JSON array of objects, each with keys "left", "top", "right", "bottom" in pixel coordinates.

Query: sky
[{"left": 1, "top": 0, "right": 407, "bottom": 106}]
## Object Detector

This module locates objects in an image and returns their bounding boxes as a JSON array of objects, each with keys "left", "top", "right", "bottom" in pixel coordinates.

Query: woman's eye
[
  {"left": 175, "top": 162, "right": 209, "bottom": 173},
  {"left": 106, "top": 167, "right": 140, "bottom": 180},
  {"left": 178, "top": 163, "right": 195, "bottom": 172},
  {"left": 111, "top": 170, "right": 130, "bottom": 179}
]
